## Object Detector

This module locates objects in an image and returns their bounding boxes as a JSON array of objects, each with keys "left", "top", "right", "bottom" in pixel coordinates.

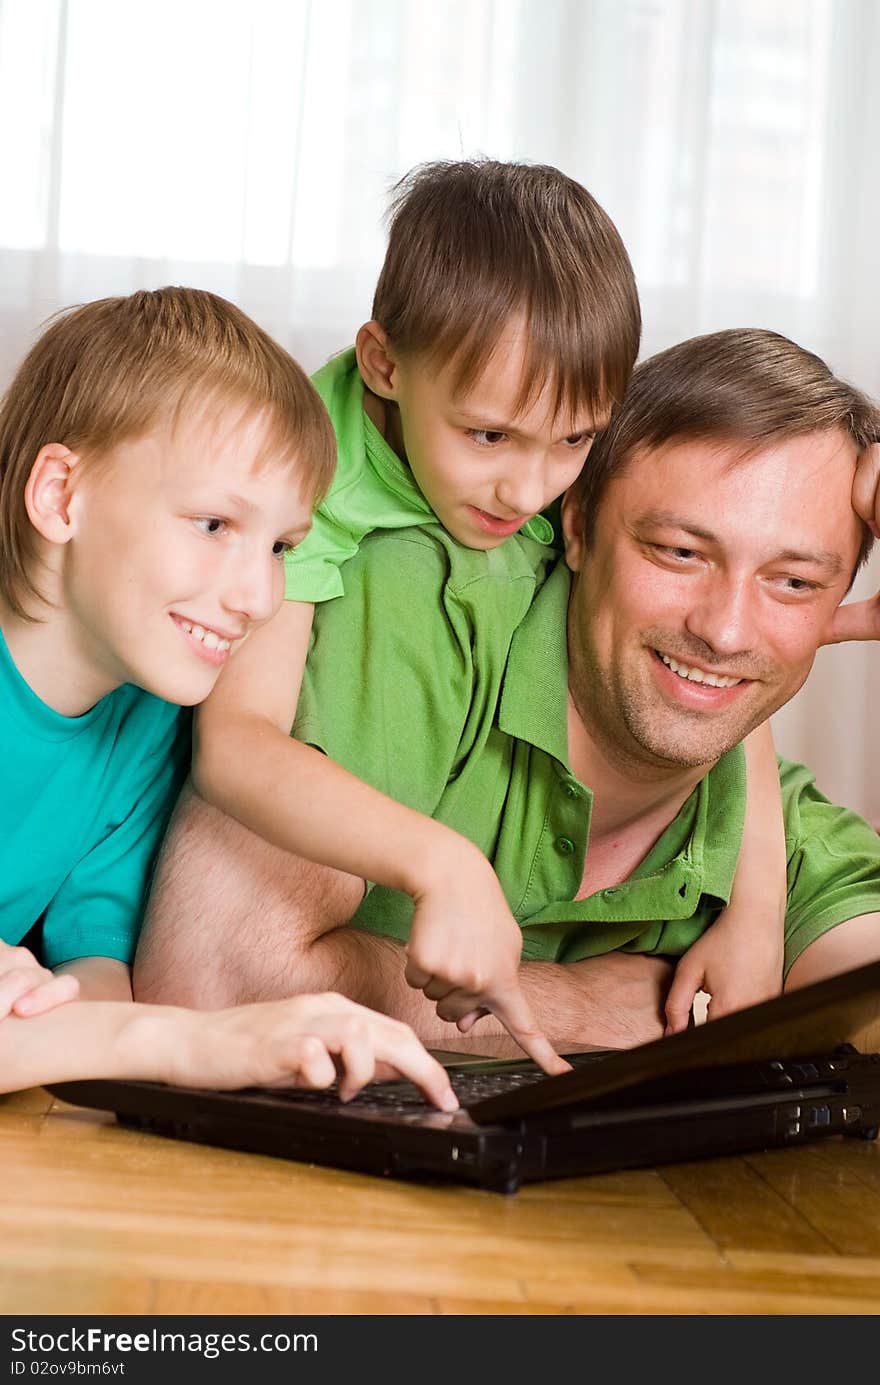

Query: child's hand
[
  {"left": 825, "top": 442, "right": 880, "bottom": 644},
  {"left": 663, "top": 909, "right": 783, "bottom": 1035},
  {"left": 0, "top": 941, "right": 80, "bottom": 1019},
  {"left": 159, "top": 993, "right": 459, "bottom": 1110},
  {"left": 405, "top": 853, "right": 570, "bottom": 1076}
]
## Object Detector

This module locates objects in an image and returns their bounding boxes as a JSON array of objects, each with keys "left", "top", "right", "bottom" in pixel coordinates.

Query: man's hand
[
  {"left": 664, "top": 912, "right": 783, "bottom": 1034},
  {"left": 519, "top": 951, "right": 674, "bottom": 1050},
  {"left": 825, "top": 594, "right": 880, "bottom": 644},
  {"left": 0, "top": 941, "right": 80, "bottom": 1020},
  {"left": 853, "top": 440, "right": 880, "bottom": 539},
  {"left": 157, "top": 993, "right": 460, "bottom": 1110},
  {"left": 405, "top": 850, "right": 570, "bottom": 1075},
  {"left": 825, "top": 441, "right": 880, "bottom": 644}
]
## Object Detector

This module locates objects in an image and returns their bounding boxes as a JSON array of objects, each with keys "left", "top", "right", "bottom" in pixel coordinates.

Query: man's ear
[
  {"left": 561, "top": 488, "right": 587, "bottom": 573},
  {"left": 24, "top": 444, "right": 81, "bottom": 546},
  {"left": 355, "top": 321, "right": 400, "bottom": 401}
]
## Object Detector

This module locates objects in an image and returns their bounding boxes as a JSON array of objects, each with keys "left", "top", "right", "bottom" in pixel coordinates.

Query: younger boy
[
  {"left": 0, "top": 286, "right": 457, "bottom": 1111},
  {"left": 185, "top": 160, "right": 788, "bottom": 1051}
]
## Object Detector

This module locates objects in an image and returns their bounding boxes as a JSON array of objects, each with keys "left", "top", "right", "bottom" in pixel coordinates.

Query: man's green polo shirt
[{"left": 294, "top": 526, "right": 880, "bottom": 972}]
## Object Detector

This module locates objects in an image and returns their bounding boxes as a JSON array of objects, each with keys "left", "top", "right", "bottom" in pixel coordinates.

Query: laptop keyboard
[{"left": 263, "top": 1066, "right": 545, "bottom": 1114}]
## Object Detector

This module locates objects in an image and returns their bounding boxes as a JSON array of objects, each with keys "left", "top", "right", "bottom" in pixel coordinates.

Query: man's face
[
  {"left": 63, "top": 403, "right": 313, "bottom": 706},
  {"left": 389, "top": 322, "right": 607, "bottom": 549},
  {"left": 563, "top": 429, "right": 864, "bottom": 770}
]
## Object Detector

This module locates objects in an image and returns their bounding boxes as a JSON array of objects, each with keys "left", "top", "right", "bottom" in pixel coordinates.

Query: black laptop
[{"left": 51, "top": 960, "right": 880, "bottom": 1194}]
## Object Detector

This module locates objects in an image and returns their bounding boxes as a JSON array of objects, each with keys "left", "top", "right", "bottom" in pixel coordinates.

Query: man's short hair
[
  {"left": 0, "top": 286, "right": 336, "bottom": 618},
  {"left": 371, "top": 158, "right": 641, "bottom": 424},
  {"left": 572, "top": 327, "right": 880, "bottom": 571}
]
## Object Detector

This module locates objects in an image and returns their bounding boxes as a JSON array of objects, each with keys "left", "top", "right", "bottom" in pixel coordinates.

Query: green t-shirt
[
  {"left": 282, "top": 347, "right": 555, "bottom": 602},
  {"left": 295, "top": 527, "right": 880, "bottom": 973},
  {"left": 0, "top": 627, "right": 190, "bottom": 967}
]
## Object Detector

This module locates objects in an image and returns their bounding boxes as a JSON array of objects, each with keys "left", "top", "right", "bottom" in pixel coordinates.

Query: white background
[{"left": 0, "top": 0, "right": 877, "bottom": 820}]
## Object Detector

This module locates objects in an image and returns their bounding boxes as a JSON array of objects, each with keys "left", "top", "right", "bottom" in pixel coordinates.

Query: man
[{"left": 135, "top": 329, "right": 880, "bottom": 1049}]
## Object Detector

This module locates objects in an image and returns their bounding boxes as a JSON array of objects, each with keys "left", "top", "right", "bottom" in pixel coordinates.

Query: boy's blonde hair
[
  {"left": 372, "top": 158, "right": 641, "bottom": 424},
  {"left": 0, "top": 286, "right": 336, "bottom": 618}
]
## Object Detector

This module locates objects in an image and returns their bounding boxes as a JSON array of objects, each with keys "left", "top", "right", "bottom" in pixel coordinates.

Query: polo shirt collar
[
  {"left": 326, "top": 348, "right": 434, "bottom": 516},
  {"left": 499, "top": 559, "right": 571, "bottom": 765}
]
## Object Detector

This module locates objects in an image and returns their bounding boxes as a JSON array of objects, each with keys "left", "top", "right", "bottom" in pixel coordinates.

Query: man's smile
[
  {"left": 650, "top": 647, "right": 755, "bottom": 708},
  {"left": 655, "top": 650, "right": 743, "bottom": 688}
]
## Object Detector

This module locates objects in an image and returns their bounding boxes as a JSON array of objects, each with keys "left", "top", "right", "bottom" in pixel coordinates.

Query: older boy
[{"left": 0, "top": 286, "right": 456, "bottom": 1110}]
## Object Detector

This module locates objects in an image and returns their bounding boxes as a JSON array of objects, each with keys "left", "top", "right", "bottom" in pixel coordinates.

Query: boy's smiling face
[
  {"left": 364, "top": 321, "right": 609, "bottom": 549},
  {"left": 60, "top": 402, "right": 313, "bottom": 707}
]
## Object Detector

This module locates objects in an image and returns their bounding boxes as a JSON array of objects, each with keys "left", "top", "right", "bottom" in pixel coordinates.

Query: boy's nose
[
  {"left": 222, "top": 559, "right": 281, "bottom": 625},
  {"left": 495, "top": 460, "right": 547, "bottom": 516}
]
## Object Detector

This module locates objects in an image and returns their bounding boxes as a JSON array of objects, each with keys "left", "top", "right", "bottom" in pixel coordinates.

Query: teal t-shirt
[
  {"left": 0, "top": 628, "right": 190, "bottom": 967},
  {"left": 282, "top": 347, "right": 556, "bottom": 602}
]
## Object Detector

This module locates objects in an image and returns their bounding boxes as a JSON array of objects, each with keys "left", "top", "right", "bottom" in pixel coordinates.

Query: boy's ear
[
  {"left": 355, "top": 321, "right": 400, "bottom": 400},
  {"left": 560, "top": 488, "right": 587, "bottom": 572},
  {"left": 24, "top": 444, "right": 81, "bottom": 545}
]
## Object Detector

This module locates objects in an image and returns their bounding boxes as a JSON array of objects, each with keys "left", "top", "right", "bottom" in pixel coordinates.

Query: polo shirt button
[
  {"left": 556, "top": 837, "right": 575, "bottom": 855},
  {"left": 564, "top": 785, "right": 578, "bottom": 799}
]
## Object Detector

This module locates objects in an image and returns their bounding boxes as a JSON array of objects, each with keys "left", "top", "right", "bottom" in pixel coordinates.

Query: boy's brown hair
[
  {"left": 571, "top": 327, "right": 879, "bottom": 572},
  {"left": 0, "top": 286, "right": 336, "bottom": 618},
  {"left": 372, "top": 158, "right": 641, "bottom": 425}
]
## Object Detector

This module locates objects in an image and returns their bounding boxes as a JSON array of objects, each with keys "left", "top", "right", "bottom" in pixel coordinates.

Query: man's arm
[
  {"left": 786, "top": 913, "right": 880, "bottom": 1054},
  {"left": 135, "top": 780, "right": 366, "bottom": 1008},
  {"left": 136, "top": 783, "right": 671, "bottom": 1050},
  {"left": 786, "top": 912, "right": 880, "bottom": 989},
  {"left": 777, "top": 760, "right": 880, "bottom": 997}
]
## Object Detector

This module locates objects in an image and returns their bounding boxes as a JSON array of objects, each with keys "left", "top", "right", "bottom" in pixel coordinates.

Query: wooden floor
[{"left": 2, "top": 1086, "right": 880, "bottom": 1315}]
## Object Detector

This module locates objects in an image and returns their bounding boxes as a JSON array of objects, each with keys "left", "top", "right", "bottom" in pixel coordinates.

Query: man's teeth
[
  {"left": 658, "top": 652, "right": 741, "bottom": 688},
  {"left": 179, "top": 619, "right": 231, "bottom": 652}
]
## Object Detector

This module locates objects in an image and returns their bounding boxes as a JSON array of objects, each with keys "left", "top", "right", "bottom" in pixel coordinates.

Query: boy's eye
[
  {"left": 563, "top": 432, "right": 593, "bottom": 449},
  {"left": 272, "top": 540, "right": 292, "bottom": 559},
  {"left": 467, "top": 429, "right": 507, "bottom": 447},
  {"left": 193, "top": 516, "right": 226, "bottom": 536}
]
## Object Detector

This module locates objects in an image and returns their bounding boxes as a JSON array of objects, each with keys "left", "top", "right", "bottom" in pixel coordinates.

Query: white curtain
[{"left": 1, "top": 0, "right": 877, "bottom": 820}]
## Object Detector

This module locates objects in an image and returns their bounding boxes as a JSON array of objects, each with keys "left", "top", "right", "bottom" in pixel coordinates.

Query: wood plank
[
  {"left": 561, "top": 1282, "right": 880, "bottom": 1314},
  {"left": 0, "top": 1088, "right": 54, "bottom": 1116},
  {"left": 435, "top": 1298, "right": 573, "bottom": 1314},
  {"left": 659, "top": 1156, "right": 833, "bottom": 1254},
  {"left": 746, "top": 1142, "right": 880, "bottom": 1256},
  {"left": 2, "top": 1117, "right": 714, "bottom": 1273},
  {"left": 725, "top": 1249, "right": 880, "bottom": 1281},
  {"left": 149, "top": 1282, "right": 434, "bottom": 1315},
  {"left": 633, "top": 1255, "right": 880, "bottom": 1303},
  {"left": 0, "top": 1268, "right": 151, "bottom": 1314},
  {"left": 514, "top": 1167, "right": 681, "bottom": 1209},
  {"left": 0, "top": 1209, "right": 711, "bottom": 1299}
]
